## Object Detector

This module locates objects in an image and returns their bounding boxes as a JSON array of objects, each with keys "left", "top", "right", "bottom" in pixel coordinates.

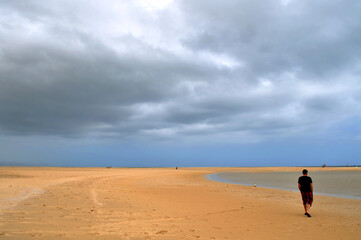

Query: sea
[{"left": 207, "top": 170, "right": 361, "bottom": 200}]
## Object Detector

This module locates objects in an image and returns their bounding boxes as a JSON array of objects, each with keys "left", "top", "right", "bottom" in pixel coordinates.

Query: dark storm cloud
[
  {"left": 181, "top": 0, "right": 361, "bottom": 77},
  {"left": 0, "top": 36, "right": 217, "bottom": 136},
  {"left": 0, "top": 0, "right": 360, "bottom": 142}
]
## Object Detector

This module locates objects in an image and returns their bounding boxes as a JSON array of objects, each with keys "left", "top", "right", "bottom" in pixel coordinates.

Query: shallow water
[{"left": 207, "top": 171, "right": 361, "bottom": 200}]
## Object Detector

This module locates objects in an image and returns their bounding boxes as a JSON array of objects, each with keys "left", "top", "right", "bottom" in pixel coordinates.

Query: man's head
[{"left": 302, "top": 169, "right": 308, "bottom": 175}]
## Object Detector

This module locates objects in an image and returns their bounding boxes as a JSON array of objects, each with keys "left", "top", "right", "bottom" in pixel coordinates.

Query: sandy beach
[{"left": 0, "top": 167, "right": 360, "bottom": 239}]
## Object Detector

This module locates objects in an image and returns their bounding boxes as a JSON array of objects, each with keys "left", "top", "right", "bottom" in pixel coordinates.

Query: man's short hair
[{"left": 302, "top": 169, "right": 308, "bottom": 174}]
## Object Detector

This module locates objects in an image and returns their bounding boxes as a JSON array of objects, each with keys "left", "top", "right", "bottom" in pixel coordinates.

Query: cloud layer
[{"left": 1, "top": 0, "right": 360, "bottom": 143}]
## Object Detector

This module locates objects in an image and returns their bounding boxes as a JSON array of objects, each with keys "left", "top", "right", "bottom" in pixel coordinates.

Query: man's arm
[
  {"left": 298, "top": 183, "right": 301, "bottom": 191},
  {"left": 310, "top": 183, "right": 313, "bottom": 193}
]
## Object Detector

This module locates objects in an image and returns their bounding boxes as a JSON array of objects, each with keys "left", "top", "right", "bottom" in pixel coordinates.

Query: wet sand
[{"left": 0, "top": 167, "right": 360, "bottom": 239}]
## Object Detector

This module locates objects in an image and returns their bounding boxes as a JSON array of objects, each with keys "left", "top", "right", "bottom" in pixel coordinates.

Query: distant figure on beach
[{"left": 298, "top": 169, "right": 313, "bottom": 217}]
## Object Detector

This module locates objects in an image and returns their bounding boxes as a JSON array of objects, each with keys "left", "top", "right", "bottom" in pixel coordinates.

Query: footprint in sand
[
  {"left": 29, "top": 233, "right": 42, "bottom": 237},
  {"left": 156, "top": 230, "right": 168, "bottom": 235}
]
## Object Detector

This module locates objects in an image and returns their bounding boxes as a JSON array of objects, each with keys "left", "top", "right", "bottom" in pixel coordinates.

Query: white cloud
[{"left": 138, "top": 0, "right": 174, "bottom": 10}]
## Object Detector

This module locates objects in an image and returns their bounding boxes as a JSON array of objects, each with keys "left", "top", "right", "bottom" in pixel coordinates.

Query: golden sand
[{"left": 0, "top": 167, "right": 360, "bottom": 239}]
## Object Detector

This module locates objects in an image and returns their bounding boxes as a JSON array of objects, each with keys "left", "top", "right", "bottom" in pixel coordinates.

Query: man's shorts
[{"left": 301, "top": 192, "right": 313, "bottom": 206}]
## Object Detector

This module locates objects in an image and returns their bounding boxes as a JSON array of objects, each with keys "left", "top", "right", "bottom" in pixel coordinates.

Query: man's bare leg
[{"left": 304, "top": 204, "right": 311, "bottom": 217}]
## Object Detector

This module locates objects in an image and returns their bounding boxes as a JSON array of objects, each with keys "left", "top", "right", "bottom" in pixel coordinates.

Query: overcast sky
[{"left": 0, "top": 0, "right": 360, "bottom": 167}]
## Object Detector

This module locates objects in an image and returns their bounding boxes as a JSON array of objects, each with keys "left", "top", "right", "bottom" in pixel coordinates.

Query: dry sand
[{"left": 0, "top": 167, "right": 360, "bottom": 239}]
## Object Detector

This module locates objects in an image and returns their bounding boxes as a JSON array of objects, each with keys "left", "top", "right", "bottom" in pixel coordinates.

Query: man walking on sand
[{"left": 298, "top": 169, "right": 313, "bottom": 217}]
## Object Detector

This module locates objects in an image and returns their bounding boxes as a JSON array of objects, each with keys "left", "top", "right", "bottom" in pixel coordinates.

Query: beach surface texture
[{"left": 0, "top": 167, "right": 360, "bottom": 239}]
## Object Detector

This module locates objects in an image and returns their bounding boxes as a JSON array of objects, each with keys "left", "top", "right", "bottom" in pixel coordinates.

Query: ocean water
[{"left": 207, "top": 171, "right": 361, "bottom": 200}]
